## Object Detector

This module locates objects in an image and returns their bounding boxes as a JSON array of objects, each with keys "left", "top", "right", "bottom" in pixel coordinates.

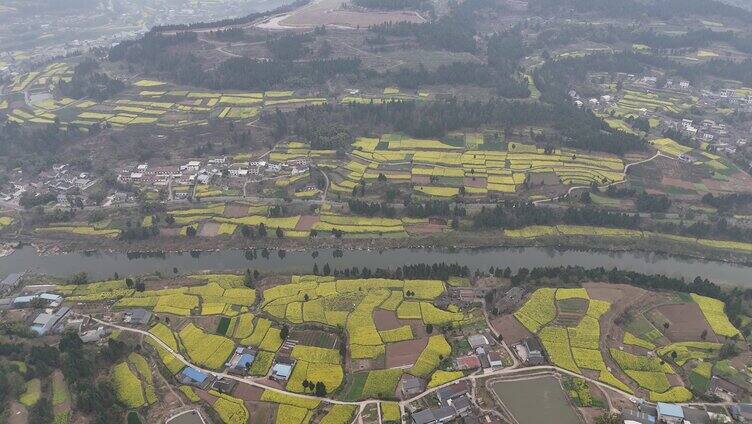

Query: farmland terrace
[{"left": 4, "top": 0, "right": 752, "bottom": 421}]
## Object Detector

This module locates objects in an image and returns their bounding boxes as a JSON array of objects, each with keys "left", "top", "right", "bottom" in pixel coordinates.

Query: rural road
[{"left": 80, "top": 312, "right": 705, "bottom": 423}]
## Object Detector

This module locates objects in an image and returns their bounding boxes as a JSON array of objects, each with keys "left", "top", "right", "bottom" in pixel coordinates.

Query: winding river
[{"left": 2, "top": 246, "right": 752, "bottom": 286}]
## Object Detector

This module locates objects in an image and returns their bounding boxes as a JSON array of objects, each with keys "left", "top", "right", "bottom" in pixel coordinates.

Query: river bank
[{"left": 9, "top": 227, "right": 752, "bottom": 267}]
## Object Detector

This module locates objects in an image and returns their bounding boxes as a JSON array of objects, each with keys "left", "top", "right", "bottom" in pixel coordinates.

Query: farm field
[
  {"left": 343, "top": 133, "right": 626, "bottom": 198},
  {"left": 508, "top": 284, "right": 744, "bottom": 402},
  {"left": 503, "top": 225, "right": 752, "bottom": 253}
]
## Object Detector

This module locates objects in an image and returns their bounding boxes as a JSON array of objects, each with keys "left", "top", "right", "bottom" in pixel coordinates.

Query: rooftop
[
  {"left": 181, "top": 367, "right": 208, "bottom": 384},
  {"left": 657, "top": 402, "right": 684, "bottom": 418},
  {"left": 271, "top": 363, "right": 292, "bottom": 379}
]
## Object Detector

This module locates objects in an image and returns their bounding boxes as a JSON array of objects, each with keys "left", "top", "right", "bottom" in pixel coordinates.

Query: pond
[{"left": 491, "top": 376, "right": 582, "bottom": 424}]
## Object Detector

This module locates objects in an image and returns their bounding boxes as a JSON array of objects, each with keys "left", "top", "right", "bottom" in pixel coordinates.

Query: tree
[
  {"left": 425, "top": 324, "right": 434, "bottom": 334},
  {"left": 315, "top": 381, "right": 327, "bottom": 397},
  {"left": 244, "top": 269, "right": 254, "bottom": 288},
  {"left": 258, "top": 223, "right": 267, "bottom": 237},
  {"left": 280, "top": 325, "right": 289, "bottom": 340},
  {"left": 313, "top": 263, "right": 319, "bottom": 275},
  {"left": 323, "top": 263, "right": 331, "bottom": 276},
  {"left": 186, "top": 226, "right": 197, "bottom": 237},
  {"left": 165, "top": 215, "right": 175, "bottom": 225},
  {"left": 276, "top": 227, "right": 284, "bottom": 238},
  {"left": 28, "top": 397, "right": 53, "bottom": 424},
  {"left": 594, "top": 413, "right": 621, "bottom": 424}
]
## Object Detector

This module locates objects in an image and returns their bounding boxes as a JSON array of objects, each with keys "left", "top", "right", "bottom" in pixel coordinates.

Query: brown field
[
  {"left": 160, "top": 228, "right": 181, "bottom": 236},
  {"left": 8, "top": 401, "right": 27, "bottom": 424},
  {"left": 374, "top": 309, "right": 402, "bottom": 331},
  {"left": 290, "top": 329, "right": 338, "bottom": 349},
  {"left": 490, "top": 314, "right": 532, "bottom": 345},
  {"left": 405, "top": 223, "right": 446, "bottom": 235},
  {"left": 463, "top": 177, "right": 487, "bottom": 188},
  {"left": 411, "top": 175, "right": 431, "bottom": 184},
  {"left": 233, "top": 384, "right": 264, "bottom": 402},
  {"left": 295, "top": 215, "right": 320, "bottom": 231},
  {"left": 385, "top": 337, "right": 428, "bottom": 368},
  {"left": 246, "top": 401, "right": 278, "bottom": 423},
  {"left": 224, "top": 203, "right": 251, "bottom": 218},
  {"left": 195, "top": 389, "right": 218, "bottom": 406},
  {"left": 583, "top": 282, "right": 647, "bottom": 304},
  {"left": 199, "top": 222, "right": 220, "bottom": 237},
  {"left": 662, "top": 177, "right": 696, "bottom": 190},
  {"left": 651, "top": 303, "right": 718, "bottom": 342},
  {"left": 276, "top": 0, "right": 425, "bottom": 28}
]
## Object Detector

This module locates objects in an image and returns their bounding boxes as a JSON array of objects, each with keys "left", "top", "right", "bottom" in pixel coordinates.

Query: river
[{"left": 2, "top": 246, "right": 752, "bottom": 286}]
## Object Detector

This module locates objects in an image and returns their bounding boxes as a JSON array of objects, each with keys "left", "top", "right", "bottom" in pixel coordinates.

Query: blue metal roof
[
  {"left": 237, "top": 353, "right": 255, "bottom": 368},
  {"left": 181, "top": 367, "right": 208, "bottom": 383},
  {"left": 657, "top": 402, "right": 684, "bottom": 418},
  {"left": 272, "top": 363, "right": 292, "bottom": 378}
]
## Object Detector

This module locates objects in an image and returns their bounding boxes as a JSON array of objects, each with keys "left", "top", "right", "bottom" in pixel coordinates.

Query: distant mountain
[{"left": 720, "top": 0, "right": 752, "bottom": 11}]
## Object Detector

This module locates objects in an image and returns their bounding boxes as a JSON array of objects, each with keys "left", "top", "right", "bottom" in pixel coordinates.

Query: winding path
[{"left": 81, "top": 312, "right": 734, "bottom": 422}]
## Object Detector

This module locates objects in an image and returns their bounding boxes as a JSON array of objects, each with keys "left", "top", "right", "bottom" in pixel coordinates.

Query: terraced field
[{"left": 512, "top": 285, "right": 742, "bottom": 402}]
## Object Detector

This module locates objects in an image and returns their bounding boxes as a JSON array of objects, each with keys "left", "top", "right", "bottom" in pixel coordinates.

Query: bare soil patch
[
  {"left": 405, "top": 223, "right": 446, "bottom": 235},
  {"left": 583, "top": 282, "right": 647, "bottom": 304},
  {"left": 224, "top": 203, "right": 251, "bottom": 218},
  {"left": 233, "top": 384, "right": 264, "bottom": 402},
  {"left": 280, "top": 0, "right": 425, "bottom": 28},
  {"left": 160, "top": 228, "right": 181, "bottom": 236},
  {"left": 195, "top": 389, "right": 218, "bottom": 406},
  {"left": 490, "top": 314, "right": 532, "bottom": 345},
  {"left": 652, "top": 303, "right": 718, "bottom": 342},
  {"left": 198, "top": 222, "right": 220, "bottom": 237},
  {"left": 291, "top": 329, "right": 338, "bottom": 349},
  {"left": 411, "top": 175, "right": 430, "bottom": 184},
  {"left": 374, "top": 309, "right": 402, "bottom": 331},
  {"left": 662, "top": 177, "right": 695, "bottom": 190},
  {"left": 463, "top": 177, "right": 487, "bottom": 188},
  {"left": 385, "top": 337, "right": 428, "bottom": 368},
  {"left": 246, "top": 401, "right": 278, "bottom": 423},
  {"left": 295, "top": 215, "right": 320, "bottom": 231},
  {"left": 8, "top": 400, "right": 27, "bottom": 424}
]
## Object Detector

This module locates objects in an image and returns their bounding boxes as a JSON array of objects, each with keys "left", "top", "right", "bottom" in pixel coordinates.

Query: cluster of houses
[
  {"left": 623, "top": 401, "right": 738, "bottom": 424},
  {"left": 411, "top": 381, "right": 475, "bottom": 424},
  {"left": 0, "top": 163, "right": 98, "bottom": 206},
  {"left": 454, "top": 334, "right": 505, "bottom": 371},
  {"left": 117, "top": 156, "right": 309, "bottom": 194}
]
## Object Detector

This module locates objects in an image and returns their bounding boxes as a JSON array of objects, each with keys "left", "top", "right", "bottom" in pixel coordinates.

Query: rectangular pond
[{"left": 491, "top": 376, "right": 582, "bottom": 424}]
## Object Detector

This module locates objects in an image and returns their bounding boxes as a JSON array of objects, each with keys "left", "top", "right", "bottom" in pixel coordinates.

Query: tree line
[
  {"left": 312, "top": 261, "right": 470, "bottom": 281},
  {"left": 272, "top": 98, "right": 645, "bottom": 154}
]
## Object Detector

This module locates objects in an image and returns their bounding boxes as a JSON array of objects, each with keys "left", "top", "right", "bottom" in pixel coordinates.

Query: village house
[
  {"left": 123, "top": 308, "right": 152, "bottom": 326},
  {"left": 706, "top": 375, "right": 747, "bottom": 401},
  {"left": 181, "top": 161, "right": 202, "bottom": 172},
  {"left": 179, "top": 367, "right": 212, "bottom": 389},
  {"left": 516, "top": 337, "right": 545, "bottom": 366},
  {"left": 225, "top": 347, "right": 256, "bottom": 375}
]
